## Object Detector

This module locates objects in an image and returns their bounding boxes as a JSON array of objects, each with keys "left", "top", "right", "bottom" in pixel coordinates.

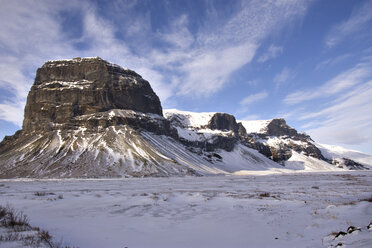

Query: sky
[{"left": 0, "top": 0, "right": 372, "bottom": 154}]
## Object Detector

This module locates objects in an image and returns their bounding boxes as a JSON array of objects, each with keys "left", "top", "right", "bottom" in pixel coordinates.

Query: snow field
[{"left": 0, "top": 171, "right": 371, "bottom": 248}]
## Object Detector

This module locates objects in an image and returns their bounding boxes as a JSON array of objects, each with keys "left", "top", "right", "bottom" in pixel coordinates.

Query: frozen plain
[{"left": 1, "top": 171, "right": 372, "bottom": 248}]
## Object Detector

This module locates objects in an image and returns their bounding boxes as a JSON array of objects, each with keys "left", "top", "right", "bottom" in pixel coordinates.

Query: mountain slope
[{"left": 316, "top": 143, "right": 372, "bottom": 170}]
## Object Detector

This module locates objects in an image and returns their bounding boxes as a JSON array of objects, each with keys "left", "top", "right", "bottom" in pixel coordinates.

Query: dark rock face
[
  {"left": 23, "top": 57, "right": 163, "bottom": 133},
  {"left": 208, "top": 113, "right": 239, "bottom": 133},
  {"left": 342, "top": 158, "right": 368, "bottom": 170},
  {"left": 265, "top": 119, "right": 310, "bottom": 140}
]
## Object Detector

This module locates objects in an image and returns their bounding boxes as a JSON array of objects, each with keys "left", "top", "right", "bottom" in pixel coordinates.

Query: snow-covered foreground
[{"left": 1, "top": 172, "right": 372, "bottom": 248}]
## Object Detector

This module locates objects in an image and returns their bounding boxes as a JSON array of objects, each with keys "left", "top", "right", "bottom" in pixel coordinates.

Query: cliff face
[
  {"left": 208, "top": 113, "right": 239, "bottom": 133},
  {"left": 23, "top": 57, "right": 162, "bottom": 133}
]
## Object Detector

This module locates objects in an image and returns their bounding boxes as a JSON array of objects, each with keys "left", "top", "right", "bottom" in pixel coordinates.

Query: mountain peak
[{"left": 23, "top": 57, "right": 162, "bottom": 132}]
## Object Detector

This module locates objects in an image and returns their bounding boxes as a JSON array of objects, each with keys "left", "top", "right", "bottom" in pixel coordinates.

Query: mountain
[{"left": 0, "top": 57, "right": 370, "bottom": 178}]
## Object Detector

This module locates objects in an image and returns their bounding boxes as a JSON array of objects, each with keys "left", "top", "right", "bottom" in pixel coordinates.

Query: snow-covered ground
[{"left": 1, "top": 172, "right": 372, "bottom": 248}]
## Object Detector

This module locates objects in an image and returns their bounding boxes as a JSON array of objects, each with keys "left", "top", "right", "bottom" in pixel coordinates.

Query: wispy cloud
[
  {"left": 258, "top": 45, "right": 283, "bottom": 63},
  {"left": 240, "top": 91, "right": 268, "bottom": 106},
  {"left": 284, "top": 61, "right": 372, "bottom": 105},
  {"left": 303, "top": 80, "right": 372, "bottom": 146},
  {"left": 325, "top": 0, "right": 372, "bottom": 47},
  {"left": 0, "top": 101, "right": 24, "bottom": 126},
  {"left": 178, "top": 42, "right": 258, "bottom": 96},
  {"left": 236, "top": 91, "right": 268, "bottom": 117},
  {"left": 273, "top": 67, "right": 294, "bottom": 88},
  {"left": 315, "top": 54, "right": 352, "bottom": 71}
]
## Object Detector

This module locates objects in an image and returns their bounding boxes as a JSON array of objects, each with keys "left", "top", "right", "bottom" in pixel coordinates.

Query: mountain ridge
[{"left": 0, "top": 57, "right": 371, "bottom": 178}]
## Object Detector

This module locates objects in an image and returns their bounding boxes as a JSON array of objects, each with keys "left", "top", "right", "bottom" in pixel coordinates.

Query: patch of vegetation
[
  {"left": 0, "top": 204, "right": 29, "bottom": 228},
  {"left": 34, "top": 191, "right": 55, "bottom": 196},
  {"left": 361, "top": 196, "right": 372, "bottom": 202},
  {"left": 0, "top": 204, "right": 79, "bottom": 248},
  {"left": 258, "top": 192, "right": 271, "bottom": 198}
]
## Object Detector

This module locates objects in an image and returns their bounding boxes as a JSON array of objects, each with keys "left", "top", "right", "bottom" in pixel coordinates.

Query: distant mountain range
[{"left": 0, "top": 57, "right": 370, "bottom": 178}]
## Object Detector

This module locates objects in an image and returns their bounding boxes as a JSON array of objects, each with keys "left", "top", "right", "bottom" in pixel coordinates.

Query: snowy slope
[
  {"left": 239, "top": 120, "right": 271, "bottom": 134},
  {"left": 164, "top": 109, "right": 216, "bottom": 128},
  {"left": 2, "top": 108, "right": 370, "bottom": 179},
  {"left": 142, "top": 132, "right": 283, "bottom": 174},
  {"left": 240, "top": 116, "right": 367, "bottom": 171},
  {"left": 164, "top": 109, "right": 236, "bottom": 144},
  {"left": 0, "top": 125, "right": 192, "bottom": 178},
  {"left": 0, "top": 111, "right": 285, "bottom": 178},
  {"left": 284, "top": 151, "right": 342, "bottom": 171},
  {"left": 316, "top": 143, "right": 372, "bottom": 169}
]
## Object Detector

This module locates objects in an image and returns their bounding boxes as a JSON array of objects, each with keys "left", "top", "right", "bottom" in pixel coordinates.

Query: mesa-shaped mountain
[
  {"left": 23, "top": 57, "right": 163, "bottom": 132},
  {"left": 0, "top": 57, "right": 371, "bottom": 178}
]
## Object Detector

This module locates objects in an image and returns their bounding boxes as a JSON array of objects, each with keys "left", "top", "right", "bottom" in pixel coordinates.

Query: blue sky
[{"left": 1, "top": 0, "right": 372, "bottom": 154}]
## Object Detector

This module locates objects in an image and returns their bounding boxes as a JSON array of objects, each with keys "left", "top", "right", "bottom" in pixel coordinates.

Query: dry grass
[{"left": 0, "top": 204, "right": 79, "bottom": 248}]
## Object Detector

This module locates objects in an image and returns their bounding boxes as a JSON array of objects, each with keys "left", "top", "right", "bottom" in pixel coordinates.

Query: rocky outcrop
[
  {"left": 265, "top": 119, "right": 310, "bottom": 140},
  {"left": 23, "top": 57, "right": 163, "bottom": 133},
  {"left": 208, "top": 113, "right": 239, "bottom": 133},
  {"left": 240, "top": 119, "right": 325, "bottom": 163}
]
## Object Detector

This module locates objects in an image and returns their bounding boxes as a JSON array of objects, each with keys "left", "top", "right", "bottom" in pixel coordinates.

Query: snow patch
[
  {"left": 38, "top": 80, "right": 92, "bottom": 90},
  {"left": 239, "top": 120, "right": 271, "bottom": 134},
  {"left": 164, "top": 109, "right": 215, "bottom": 128},
  {"left": 284, "top": 151, "right": 341, "bottom": 171}
]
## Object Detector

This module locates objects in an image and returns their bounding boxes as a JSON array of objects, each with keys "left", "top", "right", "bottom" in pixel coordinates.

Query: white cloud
[
  {"left": 304, "top": 80, "right": 372, "bottom": 146},
  {"left": 273, "top": 67, "right": 294, "bottom": 88},
  {"left": 284, "top": 61, "right": 372, "bottom": 105},
  {"left": 258, "top": 45, "right": 283, "bottom": 63},
  {"left": 178, "top": 42, "right": 258, "bottom": 96},
  {"left": 240, "top": 91, "right": 268, "bottom": 106},
  {"left": 236, "top": 91, "right": 268, "bottom": 116},
  {"left": 161, "top": 15, "right": 194, "bottom": 49},
  {"left": 314, "top": 54, "right": 352, "bottom": 71},
  {"left": 325, "top": 0, "right": 372, "bottom": 47},
  {"left": 283, "top": 58, "right": 372, "bottom": 151},
  {"left": 151, "top": 0, "right": 311, "bottom": 97},
  {"left": 0, "top": 101, "right": 24, "bottom": 126}
]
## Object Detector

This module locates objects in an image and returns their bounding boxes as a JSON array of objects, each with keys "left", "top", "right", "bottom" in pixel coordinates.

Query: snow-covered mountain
[
  {"left": 164, "top": 109, "right": 371, "bottom": 172},
  {"left": 316, "top": 143, "right": 372, "bottom": 170},
  {"left": 0, "top": 57, "right": 370, "bottom": 178}
]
